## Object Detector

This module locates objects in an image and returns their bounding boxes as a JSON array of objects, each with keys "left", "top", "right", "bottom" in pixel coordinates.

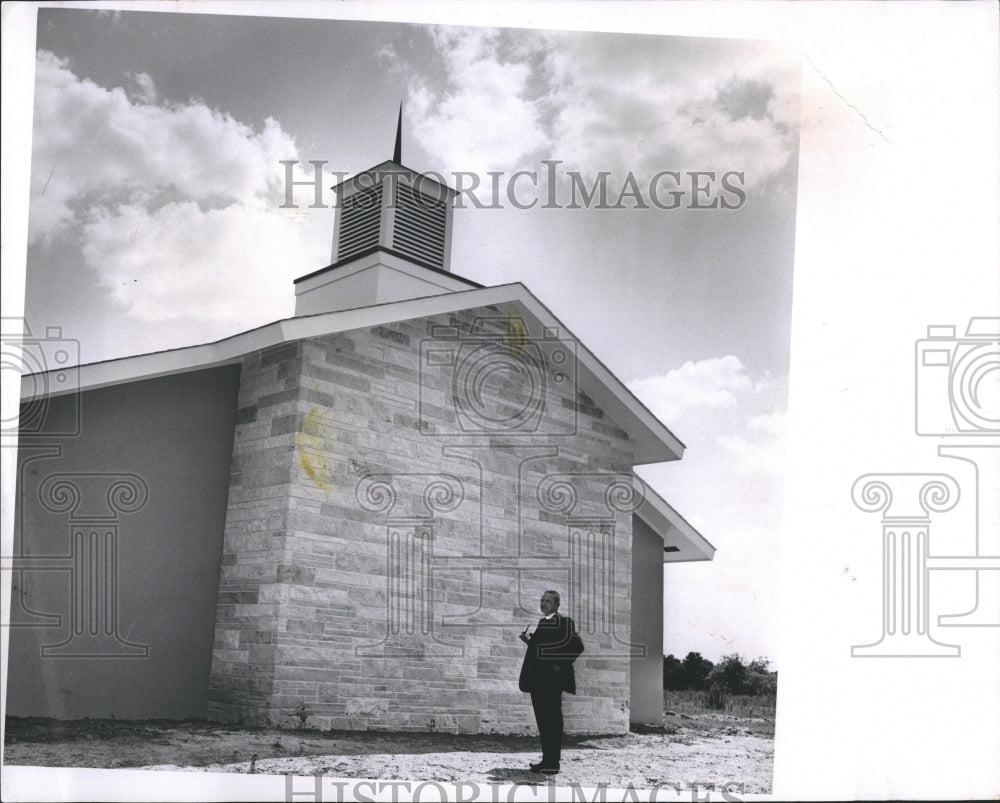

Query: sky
[{"left": 22, "top": 6, "right": 800, "bottom": 666}]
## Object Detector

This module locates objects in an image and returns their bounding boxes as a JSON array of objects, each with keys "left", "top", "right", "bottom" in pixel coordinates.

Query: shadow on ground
[
  {"left": 485, "top": 766, "right": 560, "bottom": 784},
  {"left": 4, "top": 717, "right": 635, "bottom": 768}
]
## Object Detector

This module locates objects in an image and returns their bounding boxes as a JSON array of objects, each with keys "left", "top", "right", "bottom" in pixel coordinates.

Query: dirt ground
[{"left": 3, "top": 711, "right": 774, "bottom": 793}]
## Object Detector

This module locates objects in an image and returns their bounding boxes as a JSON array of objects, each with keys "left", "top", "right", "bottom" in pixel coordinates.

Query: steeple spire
[
  {"left": 393, "top": 102, "right": 402, "bottom": 164},
  {"left": 312, "top": 101, "right": 457, "bottom": 290}
]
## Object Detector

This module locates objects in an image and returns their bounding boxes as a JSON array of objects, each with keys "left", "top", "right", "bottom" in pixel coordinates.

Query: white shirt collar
[{"left": 542, "top": 612, "right": 557, "bottom": 619}]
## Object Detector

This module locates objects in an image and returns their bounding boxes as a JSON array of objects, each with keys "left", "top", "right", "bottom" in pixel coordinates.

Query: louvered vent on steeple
[
  {"left": 336, "top": 184, "right": 383, "bottom": 262},
  {"left": 391, "top": 181, "right": 447, "bottom": 269},
  {"left": 293, "top": 108, "right": 480, "bottom": 316},
  {"left": 328, "top": 106, "right": 455, "bottom": 272}
]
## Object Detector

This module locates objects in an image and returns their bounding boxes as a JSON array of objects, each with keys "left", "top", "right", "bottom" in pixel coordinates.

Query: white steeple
[{"left": 293, "top": 107, "right": 471, "bottom": 316}]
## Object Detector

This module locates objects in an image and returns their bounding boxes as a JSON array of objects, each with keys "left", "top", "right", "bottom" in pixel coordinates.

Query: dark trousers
[{"left": 530, "top": 689, "right": 563, "bottom": 766}]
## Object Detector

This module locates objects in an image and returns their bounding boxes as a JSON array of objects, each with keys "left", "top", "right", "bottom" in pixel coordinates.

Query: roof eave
[
  {"left": 18, "top": 283, "right": 685, "bottom": 465},
  {"left": 635, "top": 478, "right": 716, "bottom": 563}
]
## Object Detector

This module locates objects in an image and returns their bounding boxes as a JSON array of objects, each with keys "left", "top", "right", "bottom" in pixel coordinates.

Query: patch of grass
[{"left": 663, "top": 690, "right": 776, "bottom": 737}]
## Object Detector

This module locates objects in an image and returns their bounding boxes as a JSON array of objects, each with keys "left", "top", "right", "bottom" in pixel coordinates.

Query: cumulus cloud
[
  {"left": 407, "top": 28, "right": 551, "bottom": 174},
  {"left": 715, "top": 77, "right": 775, "bottom": 122},
  {"left": 30, "top": 51, "right": 296, "bottom": 242},
  {"left": 402, "top": 27, "right": 799, "bottom": 197},
  {"left": 628, "top": 354, "right": 764, "bottom": 424},
  {"left": 27, "top": 50, "right": 322, "bottom": 327},
  {"left": 629, "top": 356, "right": 785, "bottom": 494},
  {"left": 631, "top": 358, "right": 787, "bottom": 572},
  {"left": 126, "top": 71, "right": 157, "bottom": 104},
  {"left": 82, "top": 201, "right": 308, "bottom": 325},
  {"left": 544, "top": 38, "right": 798, "bottom": 187},
  {"left": 718, "top": 410, "right": 787, "bottom": 476}
]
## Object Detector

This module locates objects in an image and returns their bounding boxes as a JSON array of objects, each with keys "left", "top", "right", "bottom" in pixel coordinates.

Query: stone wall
[{"left": 207, "top": 305, "right": 639, "bottom": 733}]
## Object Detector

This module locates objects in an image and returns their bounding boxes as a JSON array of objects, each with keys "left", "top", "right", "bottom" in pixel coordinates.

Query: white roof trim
[
  {"left": 294, "top": 252, "right": 473, "bottom": 297},
  {"left": 18, "top": 282, "right": 685, "bottom": 464},
  {"left": 635, "top": 478, "right": 715, "bottom": 563}
]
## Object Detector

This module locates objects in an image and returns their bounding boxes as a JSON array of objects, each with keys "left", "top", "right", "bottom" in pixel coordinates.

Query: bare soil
[{"left": 3, "top": 710, "right": 774, "bottom": 793}]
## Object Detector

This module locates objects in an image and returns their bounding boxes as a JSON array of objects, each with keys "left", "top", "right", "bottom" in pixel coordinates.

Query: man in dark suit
[{"left": 518, "top": 589, "right": 584, "bottom": 774}]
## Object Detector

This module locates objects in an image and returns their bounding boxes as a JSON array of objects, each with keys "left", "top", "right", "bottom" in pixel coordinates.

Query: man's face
[{"left": 539, "top": 593, "right": 559, "bottom": 615}]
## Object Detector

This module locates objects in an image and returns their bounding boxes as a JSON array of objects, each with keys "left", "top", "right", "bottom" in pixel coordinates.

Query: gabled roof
[{"left": 19, "top": 282, "right": 686, "bottom": 464}]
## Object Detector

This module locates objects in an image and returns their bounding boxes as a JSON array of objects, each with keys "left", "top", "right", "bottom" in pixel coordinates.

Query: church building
[{"left": 8, "top": 125, "right": 714, "bottom": 734}]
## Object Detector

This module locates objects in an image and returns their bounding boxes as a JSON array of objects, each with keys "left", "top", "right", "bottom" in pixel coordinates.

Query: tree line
[{"left": 663, "top": 652, "right": 777, "bottom": 696}]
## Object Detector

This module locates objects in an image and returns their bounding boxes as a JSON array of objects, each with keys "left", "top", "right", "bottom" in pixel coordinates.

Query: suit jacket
[{"left": 518, "top": 613, "right": 584, "bottom": 695}]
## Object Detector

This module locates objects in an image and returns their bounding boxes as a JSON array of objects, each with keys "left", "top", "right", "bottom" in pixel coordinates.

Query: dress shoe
[{"left": 532, "top": 763, "right": 560, "bottom": 774}]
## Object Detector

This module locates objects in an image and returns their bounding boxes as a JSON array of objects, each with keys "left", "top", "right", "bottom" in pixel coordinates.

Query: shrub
[
  {"left": 665, "top": 651, "right": 778, "bottom": 697},
  {"left": 664, "top": 652, "right": 715, "bottom": 691},
  {"left": 707, "top": 653, "right": 749, "bottom": 695},
  {"left": 705, "top": 684, "right": 729, "bottom": 711}
]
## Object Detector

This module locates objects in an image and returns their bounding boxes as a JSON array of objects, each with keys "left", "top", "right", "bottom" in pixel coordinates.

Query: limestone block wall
[{"left": 207, "top": 305, "right": 639, "bottom": 733}]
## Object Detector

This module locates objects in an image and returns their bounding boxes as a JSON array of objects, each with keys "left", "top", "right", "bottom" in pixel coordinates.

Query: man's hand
[{"left": 519, "top": 627, "right": 531, "bottom": 644}]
